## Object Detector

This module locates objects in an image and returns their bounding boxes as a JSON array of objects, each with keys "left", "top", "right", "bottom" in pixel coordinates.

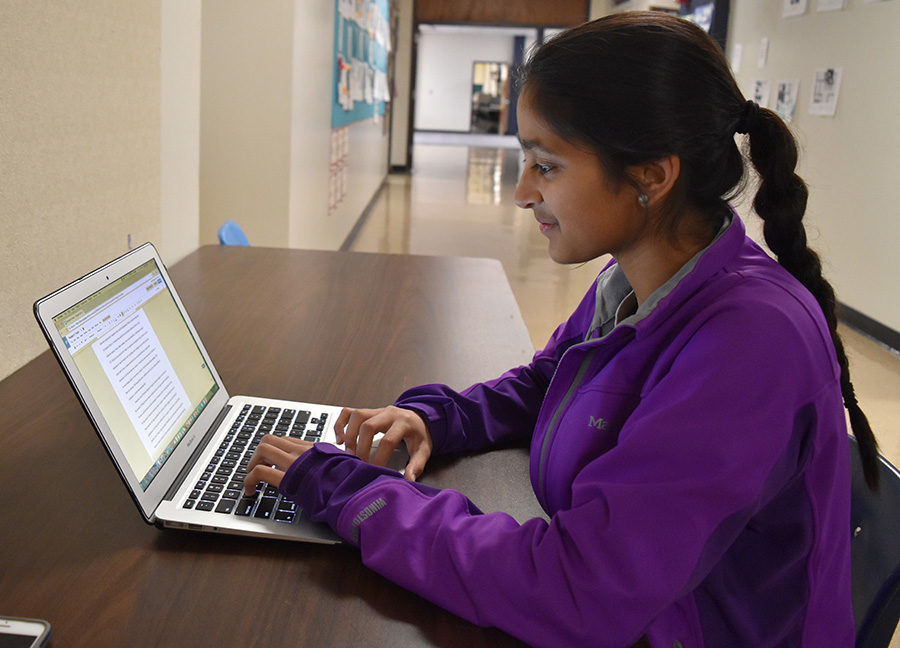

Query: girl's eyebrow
[{"left": 518, "top": 137, "right": 555, "bottom": 156}]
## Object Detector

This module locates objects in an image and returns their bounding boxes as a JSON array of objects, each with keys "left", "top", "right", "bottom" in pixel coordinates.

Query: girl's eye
[{"left": 534, "top": 163, "right": 553, "bottom": 176}]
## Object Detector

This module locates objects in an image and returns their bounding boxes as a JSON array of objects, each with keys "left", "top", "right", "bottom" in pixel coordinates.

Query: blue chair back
[
  {"left": 850, "top": 435, "right": 900, "bottom": 647},
  {"left": 218, "top": 220, "right": 250, "bottom": 246}
]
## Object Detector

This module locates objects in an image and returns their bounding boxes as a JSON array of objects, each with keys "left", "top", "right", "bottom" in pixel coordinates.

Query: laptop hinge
[{"left": 163, "top": 404, "right": 232, "bottom": 501}]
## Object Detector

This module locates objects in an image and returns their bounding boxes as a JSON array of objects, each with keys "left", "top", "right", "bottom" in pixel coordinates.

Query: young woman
[{"left": 245, "top": 12, "right": 878, "bottom": 647}]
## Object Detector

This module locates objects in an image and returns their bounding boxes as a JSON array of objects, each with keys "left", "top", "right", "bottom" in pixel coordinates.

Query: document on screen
[{"left": 94, "top": 309, "right": 190, "bottom": 457}]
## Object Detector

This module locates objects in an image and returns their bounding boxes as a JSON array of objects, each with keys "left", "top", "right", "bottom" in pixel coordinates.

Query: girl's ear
[{"left": 628, "top": 155, "right": 681, "bottom": 206}]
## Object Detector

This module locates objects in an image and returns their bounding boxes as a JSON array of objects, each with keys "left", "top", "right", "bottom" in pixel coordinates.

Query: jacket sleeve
[
  {"left": 393, "top": 275, "right": 599, "bottom": 455},
  {"left": 282, "top": 302, "right": 849, "bottom": 648}
]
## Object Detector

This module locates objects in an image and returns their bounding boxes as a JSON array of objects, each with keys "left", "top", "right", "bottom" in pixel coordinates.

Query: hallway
[{"left": 350, "top": 141, "right": 900, "bottom": 477}]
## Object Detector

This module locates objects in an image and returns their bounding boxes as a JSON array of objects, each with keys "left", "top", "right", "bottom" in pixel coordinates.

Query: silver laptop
[{"left": 35, "top": 242, "right": 347, "bottom": 543}]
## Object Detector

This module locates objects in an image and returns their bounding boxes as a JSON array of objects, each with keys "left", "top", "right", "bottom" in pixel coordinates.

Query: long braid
[{"left": 744, "top": 102, "right": 881, "bottom": 490}]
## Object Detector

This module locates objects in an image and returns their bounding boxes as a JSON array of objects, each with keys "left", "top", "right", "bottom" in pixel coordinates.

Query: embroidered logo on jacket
[{"left": 588, "top": 416, "right": 608, "bottom": 431}]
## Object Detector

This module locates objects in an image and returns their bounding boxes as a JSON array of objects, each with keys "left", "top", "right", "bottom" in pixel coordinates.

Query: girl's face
[{"left": 514, "top": 92, "right": 649, "bottom": 265}]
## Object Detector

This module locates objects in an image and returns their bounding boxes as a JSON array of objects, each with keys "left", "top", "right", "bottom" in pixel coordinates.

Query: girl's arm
[
  {"left": 279, "top": 303, "right": 852, "bottom": 647},
  {"left": 335, "top": 271, "right": 602, "bottom": 466}
]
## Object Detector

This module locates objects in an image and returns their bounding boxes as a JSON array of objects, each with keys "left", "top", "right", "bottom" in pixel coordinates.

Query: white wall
[
  {"left": 288, "top": 1, "right": 389, "bottom": 250},
  {"left": 199, "top": 1, "right": 294, "bottom": 247},
  {"left": 728, "top": 0, "right": 900, "bottom": 333},
  {"left": 593, "top": 0, "right": 680, "bottom": 15},
  {"left": 200, "top": 0, "right": 389, "bottom": 251},
  {"left": 161, "top": 0, "right": 202, "bottom": 265},
  {"left": 414, "top": 26, "right": 536, "bottom": 132}
]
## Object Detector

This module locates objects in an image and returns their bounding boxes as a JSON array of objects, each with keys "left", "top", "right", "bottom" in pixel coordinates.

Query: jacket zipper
[
  {"left": 537, "top": 347, "right": 599, "bottom": 507},
  {"left": 536, "top": 327, "right": 634, "bottom": 509}
]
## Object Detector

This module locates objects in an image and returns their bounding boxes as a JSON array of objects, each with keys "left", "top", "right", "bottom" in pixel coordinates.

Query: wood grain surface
[{"left": 0, "top": 247, "right": 543, "bottom": 647}]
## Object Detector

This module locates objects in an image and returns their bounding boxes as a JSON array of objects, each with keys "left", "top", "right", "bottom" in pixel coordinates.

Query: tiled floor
[{"left": 350, "top": 139, "right": 900, "bottom": 641}]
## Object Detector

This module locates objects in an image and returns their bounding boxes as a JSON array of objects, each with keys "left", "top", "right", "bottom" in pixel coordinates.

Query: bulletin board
[{"left": 332, "top": 0, "right": 391, "bottom": 128}]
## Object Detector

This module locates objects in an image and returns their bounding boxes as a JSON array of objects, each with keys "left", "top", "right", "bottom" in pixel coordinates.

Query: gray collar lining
[{"left": 588, "top": 213, "right": 733, "bottom": 339}]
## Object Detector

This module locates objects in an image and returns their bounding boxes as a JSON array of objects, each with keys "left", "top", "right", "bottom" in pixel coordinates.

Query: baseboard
[
  {"left": 340, "top": 179, "right": 386, "bottom": 251},
  {"left": 838, "top": 302, "right": 900, "bottom": 353}
]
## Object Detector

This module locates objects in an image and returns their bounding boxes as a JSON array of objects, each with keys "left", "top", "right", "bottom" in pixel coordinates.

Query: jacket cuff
[
  {"left": 393, "top": 388, "right": 449, "bottom": 453},
  {"left": 279, "top": 443, "right": 404, "bottom": 543}
]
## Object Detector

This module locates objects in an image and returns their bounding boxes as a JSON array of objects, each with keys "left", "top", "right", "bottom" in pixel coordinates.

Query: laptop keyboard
[{"left": 181, "top": 403, "right": 330, "bottom": 524}]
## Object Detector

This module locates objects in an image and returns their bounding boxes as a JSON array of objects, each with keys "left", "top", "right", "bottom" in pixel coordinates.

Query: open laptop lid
[{"left": 34, "top": 243, "right": 232, "bottom": 523}]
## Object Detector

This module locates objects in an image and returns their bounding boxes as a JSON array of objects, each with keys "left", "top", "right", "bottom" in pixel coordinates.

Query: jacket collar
[{"left": 588, "top": 210, "right": 744, "bottom": 339}]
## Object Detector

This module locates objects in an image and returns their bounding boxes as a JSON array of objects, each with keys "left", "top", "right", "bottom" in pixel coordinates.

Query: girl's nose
[{"left": 514, "top": 170, "right": 540, "bottom": 209}]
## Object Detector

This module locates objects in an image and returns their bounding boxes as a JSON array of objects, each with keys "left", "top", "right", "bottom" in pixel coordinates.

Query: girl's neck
[{"left": 616, "top": 207, "right": 720, "bottom": 306}]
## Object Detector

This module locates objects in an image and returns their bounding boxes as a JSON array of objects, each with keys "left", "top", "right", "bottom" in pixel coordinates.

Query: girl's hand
[
  {"left": 243, "top": 435, "right": 314, "bottom": 495},
  {"left": 334, "top": 406, "right": 432, "bottom": 481}
]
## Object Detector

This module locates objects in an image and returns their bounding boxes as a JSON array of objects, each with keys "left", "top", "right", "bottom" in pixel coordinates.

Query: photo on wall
[
  {"left": 775, "top": 80, "right": 800, "bottom": 123},
  {"left": 809, "top": 67, "right": 843, "bottom": 116},
  {"left": 783, "top": 0, "right": 809, "bottom": 17},
  {"left": 751, "top": 79, "right": 772, "bottom": 108}
]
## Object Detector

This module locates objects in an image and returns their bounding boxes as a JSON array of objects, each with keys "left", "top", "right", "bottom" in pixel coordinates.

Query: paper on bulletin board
[
  {"left": 332, "top": 0, "right": 390, "bottom": 128},
  {"left": 328, "top": 127, "right": 350, "bottom": 217}
]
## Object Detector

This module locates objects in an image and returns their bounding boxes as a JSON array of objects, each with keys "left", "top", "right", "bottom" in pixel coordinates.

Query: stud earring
[{"left": 638, "top": 193, "right": 650, "bottom": 207}]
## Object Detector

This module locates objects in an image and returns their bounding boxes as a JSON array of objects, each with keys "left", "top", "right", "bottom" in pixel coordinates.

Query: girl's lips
[{"left": 536, "top": 218, "right": 557, "bottom": 234}]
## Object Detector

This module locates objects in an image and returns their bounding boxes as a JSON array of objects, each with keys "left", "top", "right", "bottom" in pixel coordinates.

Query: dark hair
[{"left": 519, "top": 12, "right": 880, "bottom": 489}]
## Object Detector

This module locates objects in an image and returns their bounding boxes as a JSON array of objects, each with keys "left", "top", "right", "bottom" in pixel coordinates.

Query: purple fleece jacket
[{"left": 280, "top": 214, "right": 854, "bottom": 647}]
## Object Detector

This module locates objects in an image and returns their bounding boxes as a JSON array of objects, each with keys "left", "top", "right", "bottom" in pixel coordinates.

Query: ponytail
[{"left": 744, "top": 102, "right": 881, "bottom": 490}]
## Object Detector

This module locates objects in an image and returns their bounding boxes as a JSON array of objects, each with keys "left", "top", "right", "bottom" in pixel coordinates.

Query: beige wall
[
  {"left": 1, "top": 1, "right": 390, "bottom": 382},
  {"left": 728, "top": 0, "right": 900, "bottom": 333},
  {"left": 0, "top": 1, "right": 164, "bottom": 380}
]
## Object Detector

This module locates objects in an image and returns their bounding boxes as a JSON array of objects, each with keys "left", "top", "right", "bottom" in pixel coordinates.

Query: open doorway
[{"left": 469, "top": 61, "right": 509, "bottom": 134}]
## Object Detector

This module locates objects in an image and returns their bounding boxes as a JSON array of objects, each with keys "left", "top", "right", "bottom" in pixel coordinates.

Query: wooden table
[{"left": 0, "top": 246, "right": 545, "bottom": 647}]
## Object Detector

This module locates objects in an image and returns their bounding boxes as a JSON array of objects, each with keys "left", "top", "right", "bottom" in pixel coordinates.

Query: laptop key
[
  {"left": 196, "top": 501, "right": 214, "bottom": 512},
  {"left": 234, "top": 497, "right": 256, "bottom": 516},
  {"left": 274, "top": 510, "right": 295, "bottom": 523},
  {"left": 215, "top": 499, "right": 236, "bottom": 514},
  {"left": 183, "top": 498, "right": 196, "bottom": 509},
  {"left": 253, "top": 497, "right": 278, "bottom": 519}
]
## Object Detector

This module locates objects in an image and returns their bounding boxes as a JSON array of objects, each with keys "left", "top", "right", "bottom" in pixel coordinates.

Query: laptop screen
[{"left": 51, "top": 258, "right": 218, "bottom": 491}]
